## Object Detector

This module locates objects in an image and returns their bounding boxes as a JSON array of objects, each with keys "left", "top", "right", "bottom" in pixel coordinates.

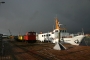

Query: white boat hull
[{"left": 52, "top": 35, "right": 85, "bottom": 45}]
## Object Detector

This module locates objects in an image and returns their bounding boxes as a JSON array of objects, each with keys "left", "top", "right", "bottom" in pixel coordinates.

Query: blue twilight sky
[{"left": 0, "top": 0, "right": 90, "bottom": 35}]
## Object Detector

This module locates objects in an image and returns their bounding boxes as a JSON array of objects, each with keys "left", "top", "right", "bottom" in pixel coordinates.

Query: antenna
[
  {"left": 8, "top": 29, "right": 12, "bottom": 36},
  {"left": 82, "top": 28, "right": 84, "bottom": 35}
]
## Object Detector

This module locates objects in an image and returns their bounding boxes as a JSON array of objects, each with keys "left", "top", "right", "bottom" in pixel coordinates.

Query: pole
[
  {"left": 58, "top": 29, "right": 60, "bottom": 43},
  {"left": 0, "top": 34, "right": 3, "bottom": 60},
  {"left": 0, "top": 2, "right": 5, "bottom": 59}
]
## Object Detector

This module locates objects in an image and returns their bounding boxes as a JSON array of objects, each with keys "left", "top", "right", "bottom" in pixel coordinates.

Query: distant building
[{"left": 85, "top": 34, "right": 90, "bottom": 37}]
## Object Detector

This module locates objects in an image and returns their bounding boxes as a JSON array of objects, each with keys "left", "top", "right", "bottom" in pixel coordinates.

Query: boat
[{"left": 37, "top": 17, "right": 85, "bottom": 45}]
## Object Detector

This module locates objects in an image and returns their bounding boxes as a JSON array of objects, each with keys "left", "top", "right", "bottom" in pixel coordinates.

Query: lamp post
[
  {"left": 0, "top": 2, "right": 5, "bottom": 3},
  {"left": 0, "top": 2, "right": 5, "bottom": 60}
]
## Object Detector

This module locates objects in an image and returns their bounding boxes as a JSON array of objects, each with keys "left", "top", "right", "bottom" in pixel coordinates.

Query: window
[
  {"left": 46, "top": 34, "right": 48, "bottom": 36},
  {"left": 65, "top": 30, "right": 66, "bottom": 32},
  {"left": 29, "top": 33, "right": 31, "bottom": 35},
  {"left": 46, "top": 34, "right": 51, "bottom": 36},
  {"left": 33, "top": 33, "right": 36, "bottom": 35},
  {"left": 48, "top": 34, "right": 50, "bottom": 36},
  {"left": 55, "top": 30, "right": 58, "bottom": 32},
  {"left": 52, "top": 32, "right": 54, "bottom": 34},
  {"left": 60, "top": 30, "right": 61, "bottom": 32},
  {"left": 42, "top": 35, "right": 43, "bottom": 37},
  {"left": 62, "top": 30, "right": 64, "bottom": 32}
]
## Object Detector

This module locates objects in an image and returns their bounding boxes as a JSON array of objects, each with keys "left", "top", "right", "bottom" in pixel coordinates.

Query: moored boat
[{"left": 37, "top": 17, "right": 85, "bottom": 45}]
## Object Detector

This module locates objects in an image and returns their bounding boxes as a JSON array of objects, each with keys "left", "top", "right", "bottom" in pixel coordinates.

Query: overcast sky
[{"left": 0, "top": 0, "right": 90, "bottom": 35}]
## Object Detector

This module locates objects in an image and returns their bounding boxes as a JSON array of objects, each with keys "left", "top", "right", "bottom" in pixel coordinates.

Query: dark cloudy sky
[{"left": 0, "top": 0, "right": 90, "bottom": 35}]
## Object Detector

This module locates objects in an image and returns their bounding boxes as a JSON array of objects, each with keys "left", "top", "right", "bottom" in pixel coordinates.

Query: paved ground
[
  {"left": 0, "top": 38, "right": 90, "bottom": 60},
  {"left": 0, "top": 39, "right": 13, "bottom": 60}
]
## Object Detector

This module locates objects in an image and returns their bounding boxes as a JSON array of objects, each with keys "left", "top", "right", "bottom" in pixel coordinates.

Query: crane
[
  {"left": 8, "top": 29, "right": 14, "bottom": 39},
  {"left": 8, "top": 29, "right": 12, "bottom": 36}
]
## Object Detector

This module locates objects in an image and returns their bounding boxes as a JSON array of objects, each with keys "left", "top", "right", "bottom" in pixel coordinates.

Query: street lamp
[
  {"left": 0, "top": 2, "right": 5, "bottom": 59},
  {"left": 0, "top": 2, "right": 5, "bottom": 3}
]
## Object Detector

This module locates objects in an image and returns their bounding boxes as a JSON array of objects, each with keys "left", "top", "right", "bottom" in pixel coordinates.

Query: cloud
[{"left": 0, "top": 0, "right": 90, "bottom": 35}]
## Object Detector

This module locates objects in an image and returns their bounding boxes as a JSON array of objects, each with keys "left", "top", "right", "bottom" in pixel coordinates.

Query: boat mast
[{"left": 55, "top": 17, "right": 60, "bottom": 29}]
